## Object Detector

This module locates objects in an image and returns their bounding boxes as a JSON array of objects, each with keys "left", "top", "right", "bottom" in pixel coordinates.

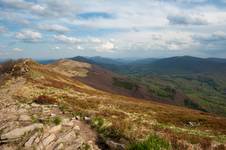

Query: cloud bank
[{"left": 0, "top": 0, "right": 226, "bottom": 58}]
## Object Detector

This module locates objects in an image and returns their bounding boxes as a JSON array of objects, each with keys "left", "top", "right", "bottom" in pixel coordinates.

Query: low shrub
[
  {"left": 34, "top": 95, "right": 57, "bottom": 105},
  {"left": 52, "top": 116, "right": 62, "bottom": 125}
]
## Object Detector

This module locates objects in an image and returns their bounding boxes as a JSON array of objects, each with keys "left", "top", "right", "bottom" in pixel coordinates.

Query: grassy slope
[{"left": 9, "top": 60, "right": 226, "bottom": 149}]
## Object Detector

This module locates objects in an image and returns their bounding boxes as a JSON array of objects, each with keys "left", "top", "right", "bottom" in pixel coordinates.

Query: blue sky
[{"left": 0, "top": 0, "right": 226, "bottom": 59}]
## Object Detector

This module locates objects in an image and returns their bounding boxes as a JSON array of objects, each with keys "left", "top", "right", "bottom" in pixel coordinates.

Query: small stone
[
  {"left": 106, "top": 140, "right": 125, "bottom": 150},
  {"left": 75, "top": 116, "right": 80, "bottom": 120},
  {"left": 188, "top": 122, "right": 195, "bottom": 127},
  {"left": 49, "top": 125, "right": 62, "bottom": 133},
  {"left": 42, "top": 134, "right": 56, "bottom": 146},
  {"left": 51, "top": 113, "right": 56, "bottom": 117},
  {"left": 73, "top": 125, "right": 80, "bottom": 131},
  {"left": 84, "top": 117, "right": 91, "bottom": 122}
]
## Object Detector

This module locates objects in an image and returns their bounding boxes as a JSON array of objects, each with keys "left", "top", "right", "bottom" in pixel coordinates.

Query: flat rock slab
[{"left": 1, "top": 123, "right": 43, "bottom": 141}]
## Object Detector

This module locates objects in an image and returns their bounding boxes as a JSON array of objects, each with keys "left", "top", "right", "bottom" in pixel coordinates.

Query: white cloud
[
  {"left": 97, "top": 42, "right": 115, "bottom": 53},
  {"left": 12, "top": 48, "right": 23, "bottom": 52},
  {"left": 0, "top": 11, "right": 31, "bottom": 25},
  {"left": 110, "top": 30, "right": 198, "bottom": 52},
  {"left": 54, "top": 35, "right": 81, "bottom": 44},
  {"left": 0, "top": 0, "right": 80, "bottom": 18},
  {"left": 52, "top": 46, "right": 61, "bottom": 50},
  {"left": 15, "top": 30, "right": 42, "bottom": 42},
  {"left": 193, "top": 31, "right": 226, "bottom": 42},
  {"left": 76, "top": 46, "right": 84, "bottom": 50},
  {"left": 38, "top": 24, "right": 70, "bottom": 33},
  {"left": 0, "top": 0, "right": 46, "bottom": 15},
  {"left": 53, "top": 34, "right": 116, "bottom": 53},
  {"left": 1, "top": 0, "right": 226, "bottom": 58}
]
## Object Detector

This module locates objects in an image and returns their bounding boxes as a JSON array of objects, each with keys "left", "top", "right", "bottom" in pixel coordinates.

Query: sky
[{"left": 0, "top": 0, "right": 226, "bottom": 59}]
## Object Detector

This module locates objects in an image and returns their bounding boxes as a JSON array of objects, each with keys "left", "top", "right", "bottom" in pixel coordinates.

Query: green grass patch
[
  {"left": 128, "top": 134, "right": 171, "bottom": 150},
  {"left": 91, "top": 117, "right": 124, "bottom": 140}
]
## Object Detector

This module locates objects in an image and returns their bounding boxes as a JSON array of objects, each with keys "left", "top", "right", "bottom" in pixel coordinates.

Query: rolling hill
[
  {"left": 0, "top": 59, "right": 226, "bottom": 149},
  {"left": 70, "top": 56, "right": 226, "bottom": 117}
]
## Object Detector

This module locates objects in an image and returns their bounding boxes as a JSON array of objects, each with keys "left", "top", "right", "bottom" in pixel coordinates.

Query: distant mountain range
[{"left": 71, "top": 56, "right": 226, "bottom": 75}]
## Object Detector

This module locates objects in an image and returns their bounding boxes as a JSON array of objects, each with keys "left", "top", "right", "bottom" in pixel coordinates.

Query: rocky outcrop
[{"left": 0, "top": 78, "right": 101, "bottom": 150}]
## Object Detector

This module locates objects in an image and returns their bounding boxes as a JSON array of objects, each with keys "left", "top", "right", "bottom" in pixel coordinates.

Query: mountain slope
[
  {"left": 49, "top": 59, "right": 190, "bottom": 106},
  {"left": 0, "top": 59, "right": 226, "bottom": 149},
  {"left": 72, "top": 56, "right": 226, "bottom": 116}
]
